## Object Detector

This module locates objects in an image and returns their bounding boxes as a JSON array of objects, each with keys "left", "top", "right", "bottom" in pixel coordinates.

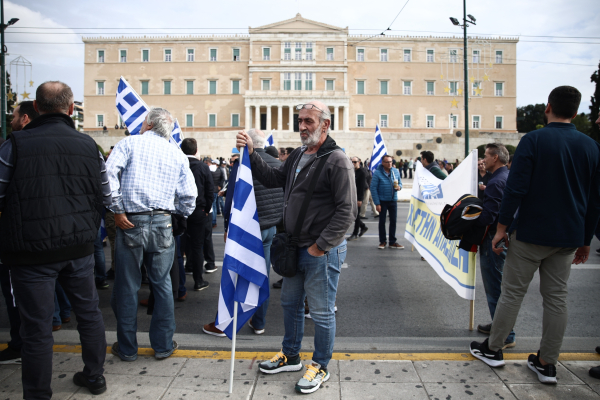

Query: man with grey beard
[{"left": 236, "top": 100, "right": 355, "bottom": 395}]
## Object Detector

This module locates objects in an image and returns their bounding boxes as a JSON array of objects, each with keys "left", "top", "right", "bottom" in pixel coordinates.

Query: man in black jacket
[
  {"left": 0, "top": 81, "right": 112, "bottom": 398},
  {"left": 349, "top": 157, "right": 368, "bottom": 240},
  {"left": 210, "top": 158, "right": 225, "bottom": 228},
  {"left": 181, "top": 139, "right": 214, "bottom": 291}
]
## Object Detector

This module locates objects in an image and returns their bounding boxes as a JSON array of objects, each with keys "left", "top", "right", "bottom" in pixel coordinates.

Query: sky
[{"left": 5, "top": 0, "right": 600, "bottom": 114}]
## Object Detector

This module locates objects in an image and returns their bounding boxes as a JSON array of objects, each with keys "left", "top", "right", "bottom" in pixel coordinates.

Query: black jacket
[
  {"left": 211, "top": 165, "right": 225, "bottom": 192},
  {"left": 187, "top": 156, "right": 214, "bottom": 221},
  {"left": 0, "top": 113, "right": 104, "bottom": 265},
  {"left": 354, "top": 167, "right": 366, "bottom": 202}
]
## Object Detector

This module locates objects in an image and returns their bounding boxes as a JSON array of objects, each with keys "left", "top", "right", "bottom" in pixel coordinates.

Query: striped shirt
[
  {"left": 106, "top": 131, "right": 197, "bottom": 216},
  {"left": 0, "top": 140, "right": 112, "bottom": 211}
]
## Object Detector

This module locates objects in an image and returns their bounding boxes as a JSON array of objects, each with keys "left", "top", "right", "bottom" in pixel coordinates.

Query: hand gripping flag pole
[{"left": 214, "top": 145, "right": 269, "bottom": 394}]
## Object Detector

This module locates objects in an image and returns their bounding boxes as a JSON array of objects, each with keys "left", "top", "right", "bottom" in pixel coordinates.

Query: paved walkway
[{"left": 1, "top": 350, "right": 599, "bottom": 399}]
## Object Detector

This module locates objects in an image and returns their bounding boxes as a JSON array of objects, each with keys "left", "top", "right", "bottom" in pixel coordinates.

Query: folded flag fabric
[
  {"left": 169, "top": 119, "right": 183, "bottom": 148},
  {"left": 264, "top": 131, "right": 274, "bottom": 148}
]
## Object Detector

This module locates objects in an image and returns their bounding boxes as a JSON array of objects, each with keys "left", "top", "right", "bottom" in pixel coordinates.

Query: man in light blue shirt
[{"left": 106, "top": 107, "right": 197, "bottom": 362}]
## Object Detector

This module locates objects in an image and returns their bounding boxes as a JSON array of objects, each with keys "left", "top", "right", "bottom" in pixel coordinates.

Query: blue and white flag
[
  {"left": 116, "top": 77, "right": 149, "bottom": 136},
  {"left": 169, "top": 119, "right": 183, "bottom": 148},
  {"left": 370, "top": 124, "right": 388, "bottom": 173},
  {"left": 264, "top": 131, "right": 274, "bottom": 148},
  {"left": 216, "top": 147, "right": 269, "bottom": 339}
]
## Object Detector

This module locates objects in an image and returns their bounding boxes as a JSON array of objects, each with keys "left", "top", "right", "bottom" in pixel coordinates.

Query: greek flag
[
  {"left": 370, "top": 124, "right": 388, "bottom": 173},
  {"left": 169, "top": 119, "right": 183, "bottom": 148},
  {"left": 216, "top": 147, "right": 269, "bottom": 339},
  {"left": 116, "top": 77, "right": 148, "bottom": 136},
  {"left": 264, "top": 131, "right": 274, "bottom": 148}
]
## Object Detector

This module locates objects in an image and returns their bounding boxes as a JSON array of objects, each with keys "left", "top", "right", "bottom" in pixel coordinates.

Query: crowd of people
[{"left": 0, "top": 82, "right": 599, "bottom": 399}]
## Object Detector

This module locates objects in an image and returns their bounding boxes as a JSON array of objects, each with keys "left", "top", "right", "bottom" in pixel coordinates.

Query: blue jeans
[
  {"left": 378, "top": 200, "right": 397, "bottom": 244},
  {"left": 281, "top": 241, "right": 347, "bottom": 368},
  {"left": 94, "top": 227, "right": 107, "bottom": 282},
  {"left": 53, "top": 281, "right": 71, "bottom": 326},
  {"left": 480, "top": 232, "right": 515, "bottom": 343},
  {"left": 212, "top": 194, "right": 218, "bottom": 225},
  {"left": 217, "top": 195, "right": 225, "bottom": 215},
  {"left": 250, "top": 226, "right": 276, "bottom": 330},
  {"left": 111, "top": 214, "right": 176, "bottom": 360}
]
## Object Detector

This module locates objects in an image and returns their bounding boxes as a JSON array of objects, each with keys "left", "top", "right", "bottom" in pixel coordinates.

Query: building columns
[
  {"left": 245, "top": 106, "right": 250, "bottom": 130},
  {"left": 343, "top": 105, "right": 349, "bottom": 132},
  {"left": 277, "top": 105, "right": 282, "bottom": 131},
  {"left": 255, "top": 106, "right": 261, "bottom": 129},
  {"left": 288, "top": 105, "right": 294, "bottom": 132},
  {"left": 334, "top": 106, "right": 339, "bottom": 131},
  {"left": 266, "top": 105, "right": 272, "bottom": 131}
]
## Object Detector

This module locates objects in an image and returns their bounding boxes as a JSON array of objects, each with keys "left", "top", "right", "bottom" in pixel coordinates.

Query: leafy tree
[
  {"left": 572, "top": 113, "right": 591, "bottom": 134},
  {"left": 589, "top": 61, "right": 600, "bottom": 142},
  {"left": 505, "top": 145, "right": 516, "bottom": 155},
  {"left": 477, "top": 144, "right": 485, "bottom": 158},
  {"left": 516, "top": 103, "right": 546, "bottom": 133}
]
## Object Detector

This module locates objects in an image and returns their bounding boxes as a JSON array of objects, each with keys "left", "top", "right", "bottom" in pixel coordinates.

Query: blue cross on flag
[
  {"left": 169, "top": 119, "right": 183, "bottom": 148},
  {"left": 370, "top": 124, "right": 388, "bottom": 173},
  {"left": 264, "top": 131, "right": 274, "bottom": 148}
]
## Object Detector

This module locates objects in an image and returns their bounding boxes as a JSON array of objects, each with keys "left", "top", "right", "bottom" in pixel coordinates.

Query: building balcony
[{"left": 244, "top": 89, "right": 349, "bottom": 100}]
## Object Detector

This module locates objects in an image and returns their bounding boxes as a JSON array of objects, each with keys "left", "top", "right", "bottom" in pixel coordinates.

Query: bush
[
  {"left": 505, "top": 145, "right": 516, "bottom": 155},
  {"left": 477, "top": 144, "right": 486, "bottom": 158}
]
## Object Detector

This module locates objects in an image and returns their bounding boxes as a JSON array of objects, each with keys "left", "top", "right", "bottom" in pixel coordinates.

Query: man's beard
[{"left": 300, "top": 123, "right": 323, "bottom": 146}]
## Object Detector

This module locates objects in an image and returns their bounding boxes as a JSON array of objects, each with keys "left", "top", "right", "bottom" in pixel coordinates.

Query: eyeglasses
[
  {"left": 295, "top": 104, "right": 327, "bottom": 114},
  {"left": 352, "top": 161, "right": 359, "bottom": 164}
]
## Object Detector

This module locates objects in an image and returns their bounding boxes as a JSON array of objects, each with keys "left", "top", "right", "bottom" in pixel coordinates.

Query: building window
[
  {"left": 263, "top": 48, "right": 270, "bottom": 61},
  {"left": 142, "top": 49, "right": 149, "bottom": 62},
  {"left": 232, "top": 80, "right": 240, "bottom": 95},
  {"left": 472, "top": 81, "right": 481, "bottom": 96},
  {"left": 186, "top": 81, "right": 194, "bottom": 95},
  {"left": 326, "top": 47, "right": 334, "bottom": 61},
  {"left": 357, "top": 114, "right": 365, "bottom": 128},
  {"left": 283, "top": 73, "right": 291, "bottom": 90},
  {"left": 96, "top": 115, "right": 104, "bottom": 128},
  {"left": 209, "top": 114, "right": 216, "bottom": 127},
  {"left": 304, "top": 73, "right": 313, "bottom": 90},
  {"left": 326, "top": 79, "right": 334, "bottom": 91},
  {"left": 495, "top": 116, "right": 503, "bottom": 129},
  {"left": 357, "top": 48, "right": 365, "bottom": 62},
  {"left": 295, "top": 42, "right": 302, "bottom": 60},
  {"left": 284, "top": 42, "right": 291, "bottom": 60},
  {"left": 209, "top": 80, "right": 217, "bottom": 95},
  {"left": 96, "top": 81, "right": 104, "bottom": 95},
  {"left": 164, "top": 49, "right": 172, "bottom": 62},
  {"left": 262, "top": 79, "right": 270, "bottom": 91},
  {"left": 495, "top": 50, "right": 503, "bottom": 63},
  {"left": 472, "top": 49, "right": 480, "bottom": 63},
  {"left": 426, "top": 81, "right": 434, "bottom": 95},
  {"left": 449, "top": 114, "right": 458, "bottom": 129},
  {"left": 187, "top": 49, "right": 194, "bottom": 62},
  {"left": 120, "top": 49, "right": 127, "bottom": 63},
  {"left": 357, "top": 80, "right": 365, "bottom": 95},
  {"left": 233, "top": 48, "right": 240, "bottom": 61},
  {"left": 232, "top": 114, "right": 240, "bottom": 127},
  {"left": 449, "top": 81, "right": 458, "bottom": 95},
  {"left": 305, "top": 42, "right": 313, "bottom": 60},
  {"left": 380, "top": 114, "right": 388, "bottom": 128},
  {"left": 426, "top": 49, "right": 434, "bottom": 62},
  {"left": 380, "top": 81, "right": 388, "bottom": 95},
  {"left": 97, "top": 50, "right": 105, "bottom": 63},
  {"left": 141, "top": 81, "right": 149, "bottom": 95},
  {"left": 210, "top": 48, "right": 217, "bottom": 61},
  {"left": 163, "top": 81, "right": 171, "bottom": 95},
  {"left": 403, "top": 49, "right": 412, "bottom": 62},
  {"left": 403, "top": 81, "right": 412, "bottom": 95},
  {"left": 186, "top": 114, "right": 193, "bottom": 127},
  {"left": 426, "top": 115, "right": 435, "bottom": 128},
  {"left": 403, "top": 115, "right": 411, "bottom": 128},
  {"left": 472, "top": 115, "right": 481, "bottom": 129},
  {"left": 294, "top": 73, "right": 302, "bottom": 90},
  {"left": 380, "top": 49, "right": 388, "bottom": 62},
  {"left": 495, "top": 82, "right": 504, "bottom": 96},
  {"left": 449, "top": 49, "right": 458, "bottom": 63}
]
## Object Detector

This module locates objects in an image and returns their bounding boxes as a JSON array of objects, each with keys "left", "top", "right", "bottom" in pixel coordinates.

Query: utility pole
[{"left": 462, "top": 0, "right": 469, "bottom": 157}]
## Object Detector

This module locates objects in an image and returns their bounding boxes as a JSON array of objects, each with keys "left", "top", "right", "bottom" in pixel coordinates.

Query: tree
[
  {"left": 516, "top": 103, "right": 546, "bottom": 133},
  {"left": 589, "top": 61, "right": 600, "bottom": 143},
  {"left": 572, "top": 113, "right": 591, "bottom": 134},
  {"left": 477, "top": 144, "right": 485, "bottom": 158},
  {"left": 4, "top": 72, "right": 16, "bottom": 138}
]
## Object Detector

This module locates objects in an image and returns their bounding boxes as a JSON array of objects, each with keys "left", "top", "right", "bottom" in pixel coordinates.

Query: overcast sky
[{"left": 5, "top": 0, "right": 600, "bottom": 114}]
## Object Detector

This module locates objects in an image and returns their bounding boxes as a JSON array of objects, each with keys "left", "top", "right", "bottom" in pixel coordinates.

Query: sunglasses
[
  {"left": 295, "top": 104, "right": 327, "bottom": 114},
  {"left": 352, "top": 161, "right": 359, "bottom": 164}
]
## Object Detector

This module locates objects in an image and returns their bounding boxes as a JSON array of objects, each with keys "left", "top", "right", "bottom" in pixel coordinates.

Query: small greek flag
[
  {"left": 169, "top": 119, "right": 183, "bottom": 148},
  {"left": 264, "top": 131, "right": 274, "bottom": 148},
  {"left": 116, "top": 77, "right": 148, "bottom": 136},
  {"left": 216, "top": 147, "right": 269, "bottom": 339},
  {"left": 370, "top": 124, "right": 388, "bottom": 173}
]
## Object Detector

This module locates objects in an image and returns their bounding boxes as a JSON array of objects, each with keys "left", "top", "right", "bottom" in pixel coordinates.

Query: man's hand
[
  {"left": 115, "top": 213, "right": 134, "bottom": 230},
  {"left": 357, "top": 201, "right": 362, "bottom": 207},
  {"left": 308, "top": 243, "right": 325, "bottom": 257},
  {"left": 236, "top": 130, "right": 254, "bottom": 155},
  {"left": 479, "top": 184, "right": 486, "bottom": 191},
  {"left": 376, "top": 205, "right": 381, "bottom": 213},
  {"left": 572, "top": 246, "right": 590, "bottom": 265},
  {"left": 218, "top": 190, "right": 225, "bottom": 196},
  {"left": 491, "top": 223, "right": 508, "bottom": 255}
]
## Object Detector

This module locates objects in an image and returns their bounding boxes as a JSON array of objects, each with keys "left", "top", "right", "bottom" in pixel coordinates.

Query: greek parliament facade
[{"left": 83, "top": 14, "right": 522, "bottom": 159}]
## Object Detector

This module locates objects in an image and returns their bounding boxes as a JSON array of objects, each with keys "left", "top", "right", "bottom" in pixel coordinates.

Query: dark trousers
[
  {"left": 203, "top": 220, "right": 216, "bottom": 266},
  {"left": 0, "top": 264, "right": 22, "bottom": 350},
  {"left": 409, "top": 169, "right": 413, "bottom": 179},
  {"left": 175, "top": 236, "right": 186, "bottom": 298},
  {"left": 187, "top": 214, "right": 212, "bottom": 284},
  {"left": 378, "top": 200, "right": 397, "bottom": 244},
  {"left": 352, "top": 204, "right": 366, "bottom": 235},
  {"left": 10, "top": 254, "right": 106, "bottom": 400}
]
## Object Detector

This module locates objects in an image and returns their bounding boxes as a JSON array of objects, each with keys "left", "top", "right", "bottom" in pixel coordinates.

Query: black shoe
[
  {"left": 596, "top": 346, "right": 600, "bottom": 355},
  {"left": 596, "top": 248, "right": 600, "bottom": 255},
  {"left": 106, "top": 269, "right": 115, "bottom": 280},
  {"left": 373, "top": 215, "right": 380, "bottom": 218},
  {"left": 141, "top": 277, "right": 149, "bottom": 285},
  {"left": 272, "top": 278, "right": 283, "bottom": 289},
  {"left": 95, "top": 280, "right": 109, "bottom": 290},
  {"left": 469, "top": 339, "right": 505, "bottom": 368},
  {"left": 73, "top": 372, "right": 107, "bottom": 395},
  {"left": 359, "top": 226, "right": 369, "bottom": 237},
  {"left": 205, "top": 264, "right": 218, "bottom": 274},
  {"left": 359, "top": 216, "right": 367, "bottom": 220},
  {"left": 348, "top": 234, "right": 358, "bottom": 241},
  {"left": 527, "top": 351, "right": 557, "bottom": 384},
  {"left": 590, "top": 366, "right": 600, "bottom": 379},
  {"left": 0, "top": 345, "right": 21, "bottom": 365},
  {"left": 194, "top": 281, "right": 209, "bottom": 291},
  {"left": 477, "top": 323, "right": 492, "bottom": 335}
]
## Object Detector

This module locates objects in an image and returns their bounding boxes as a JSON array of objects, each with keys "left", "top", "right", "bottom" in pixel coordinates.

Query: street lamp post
[{"left": 0, "top": 0, "right": 18, "bottom": 139}]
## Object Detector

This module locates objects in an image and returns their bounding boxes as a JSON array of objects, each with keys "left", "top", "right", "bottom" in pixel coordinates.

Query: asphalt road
[{"left": 2, "top": 204, "right": 599, "bottom": 353}]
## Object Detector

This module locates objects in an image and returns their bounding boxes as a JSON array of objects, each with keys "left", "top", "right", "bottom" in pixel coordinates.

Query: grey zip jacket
[{"left": 249, "top": 135, "right": 356, "bottom": 251}]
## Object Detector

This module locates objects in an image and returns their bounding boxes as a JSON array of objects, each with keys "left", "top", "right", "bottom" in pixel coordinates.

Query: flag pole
[{"left": 228, "top": 301, "right": 238, "bottom": 394}]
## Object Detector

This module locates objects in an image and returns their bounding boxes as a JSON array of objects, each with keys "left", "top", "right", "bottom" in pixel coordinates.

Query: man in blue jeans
[
  {"left": 473, "top": 143, "right": 515, "bottom": 348},
  {"left": 106, "top": 107, "right": 197, "bottom": 362},
  {"left": 371, "top": 155, "right": 404, "bottom": 250},
  {"left": 236, "top": 101, "right": 356, "bottom": 395}
]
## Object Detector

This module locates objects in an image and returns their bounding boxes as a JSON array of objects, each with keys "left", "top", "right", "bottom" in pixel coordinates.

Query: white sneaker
[{"left": 248, "top": 321, "right": 265, "bottom": 335}]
